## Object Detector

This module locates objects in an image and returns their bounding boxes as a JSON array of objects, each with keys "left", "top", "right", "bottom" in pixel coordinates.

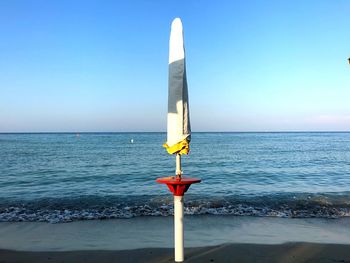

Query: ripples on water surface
[{"left": 1, "top": 132, "right": 350, "bottom": 222}]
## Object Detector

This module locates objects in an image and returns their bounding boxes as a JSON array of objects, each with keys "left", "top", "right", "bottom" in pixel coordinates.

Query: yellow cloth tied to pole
[{"left": 163, "top": 137, "right": 190, "bottom": 155}]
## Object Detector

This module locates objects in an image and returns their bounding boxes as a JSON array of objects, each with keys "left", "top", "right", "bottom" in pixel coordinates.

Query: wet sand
[
  {"left": 1, "top": 216, "right": 350, "bottom": 262},
  {"left": 1, "top": 243, "right": 350, "bottom": 263}
]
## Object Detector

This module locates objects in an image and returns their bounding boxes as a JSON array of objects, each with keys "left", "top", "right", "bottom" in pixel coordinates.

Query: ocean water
[{"left": 1, "top": 132, "right": 350, "bottom": 223}]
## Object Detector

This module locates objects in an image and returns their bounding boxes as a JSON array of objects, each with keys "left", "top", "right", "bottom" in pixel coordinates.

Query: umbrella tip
[{"left": 172, "top": 17, "right": 182, "bottom": 28}]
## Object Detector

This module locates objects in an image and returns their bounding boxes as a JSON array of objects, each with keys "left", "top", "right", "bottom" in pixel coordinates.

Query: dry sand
[{"left": 1, "top": 243, "right": 350, "bottom": 263}]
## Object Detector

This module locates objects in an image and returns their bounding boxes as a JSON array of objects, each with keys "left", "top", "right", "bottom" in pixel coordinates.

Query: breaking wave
[{"left": 1, "top": 193, "right": 350, "bottom": 223}]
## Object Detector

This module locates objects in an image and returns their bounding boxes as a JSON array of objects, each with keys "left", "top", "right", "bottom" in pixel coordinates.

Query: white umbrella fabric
[{"left": 163, "top": 18, "right": 191, "bottom": 161}]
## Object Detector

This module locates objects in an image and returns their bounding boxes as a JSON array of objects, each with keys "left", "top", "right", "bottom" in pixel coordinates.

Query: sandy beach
[
  {"left": 2, "top": 243, "right": 350, "bottom": 263},
  {"left": 1, "top": 216, "right": 350, "bottom": 262}
]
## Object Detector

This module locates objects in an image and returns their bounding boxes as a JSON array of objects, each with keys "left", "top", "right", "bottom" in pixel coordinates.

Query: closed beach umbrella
[
  {"left": 163, "top": 17, "right": 191, "bottom": 163},
  {"left": 157, "top": 18, "right": 200, "bottom": 263}
]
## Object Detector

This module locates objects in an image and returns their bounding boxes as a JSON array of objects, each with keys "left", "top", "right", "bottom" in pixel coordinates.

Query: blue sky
[{"left": 0, "top": 0, "right": 349, "bottom": 132}]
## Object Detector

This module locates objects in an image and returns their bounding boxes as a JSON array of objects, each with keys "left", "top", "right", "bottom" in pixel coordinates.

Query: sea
[{"left": 1, "top": 132, "right": 350, "bottom": 223}]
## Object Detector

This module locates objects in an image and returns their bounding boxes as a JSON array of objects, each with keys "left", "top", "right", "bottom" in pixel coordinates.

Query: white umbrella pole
[
  {"left": 176, "top": 154, "right": 182, "bottom": 177},
  {"left": 174, "top": 153, "right": 184, "bottom": 262},
  {"left": 174, "top": 194, "right": 184, "bottom": 262}
]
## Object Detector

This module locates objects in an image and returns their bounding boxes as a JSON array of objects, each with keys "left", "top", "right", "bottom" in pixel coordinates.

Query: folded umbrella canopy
[{"left": 163, "top": 18, "right": 191, "bottom": 156}]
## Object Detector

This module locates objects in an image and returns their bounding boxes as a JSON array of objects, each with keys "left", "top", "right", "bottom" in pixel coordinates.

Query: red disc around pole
[{"left": 156, "top": 177, "right": 201, "bottom": 196}]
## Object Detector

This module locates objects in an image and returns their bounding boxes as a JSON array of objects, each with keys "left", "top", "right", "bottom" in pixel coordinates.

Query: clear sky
[{"left": 0, "top": 0, "right": 349, "bottom": 132}]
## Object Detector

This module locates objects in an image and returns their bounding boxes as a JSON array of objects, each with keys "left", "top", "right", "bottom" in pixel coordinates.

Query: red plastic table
[{"left": 156, "top": 176, "right": 201, "bottom": 196}]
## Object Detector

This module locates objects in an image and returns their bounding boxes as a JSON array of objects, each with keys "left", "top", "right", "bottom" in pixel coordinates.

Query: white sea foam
[{"left": 1, "top": 193, "right": 350, "bottom": 223}]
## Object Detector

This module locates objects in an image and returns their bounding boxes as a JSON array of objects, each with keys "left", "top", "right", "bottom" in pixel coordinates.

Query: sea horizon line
[{"left": 1, "top": 131, "right": 350, "bottom": 134}]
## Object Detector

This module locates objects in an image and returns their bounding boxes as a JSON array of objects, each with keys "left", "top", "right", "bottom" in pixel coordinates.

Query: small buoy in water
[{"left": 130, "top": 139, "right": 134, "bottom": 143}]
